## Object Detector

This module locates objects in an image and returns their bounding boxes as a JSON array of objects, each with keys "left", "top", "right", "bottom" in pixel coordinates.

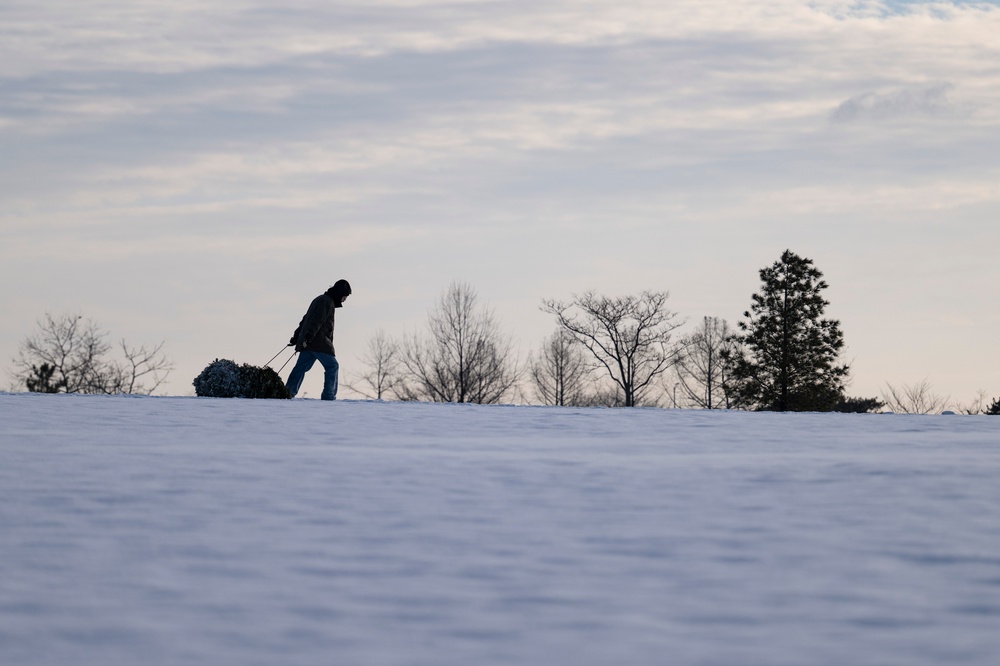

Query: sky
[{"left": 2, "top": 0, "right": 998, "bottom": 403}]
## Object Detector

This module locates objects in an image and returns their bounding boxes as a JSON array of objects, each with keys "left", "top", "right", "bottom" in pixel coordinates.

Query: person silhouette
[{"left": 285, "top": 279, "right": 351, "bottom": 400}]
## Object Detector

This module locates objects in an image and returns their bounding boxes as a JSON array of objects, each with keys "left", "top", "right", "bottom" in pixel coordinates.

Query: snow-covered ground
[{"left": 2, "top": 393, "right": 999, "bottom": 666}]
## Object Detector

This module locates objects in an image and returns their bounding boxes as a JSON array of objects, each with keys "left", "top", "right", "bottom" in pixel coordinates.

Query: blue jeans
[{"left": 285, "top": 351, "right": 339, "bottom": 400}]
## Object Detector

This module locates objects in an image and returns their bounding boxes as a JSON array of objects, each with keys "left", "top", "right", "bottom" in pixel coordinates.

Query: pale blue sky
[{"left": 2, "top": 0, "right": 998, "bottom": 403}]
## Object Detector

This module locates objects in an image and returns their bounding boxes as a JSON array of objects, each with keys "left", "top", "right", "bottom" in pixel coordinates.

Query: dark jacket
[{"left": 290, "top": 287, "right": 343, "bottom": 355}]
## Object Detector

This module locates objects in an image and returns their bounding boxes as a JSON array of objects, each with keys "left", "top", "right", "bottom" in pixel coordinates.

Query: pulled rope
[
  {"left": 264, "top": 345, "right": 289, "bottom": 367},
  {"left": 276, "top": 349, "right": 297, "bottom": 374}
]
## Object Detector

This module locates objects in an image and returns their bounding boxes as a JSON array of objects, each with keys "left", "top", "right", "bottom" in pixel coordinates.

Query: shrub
[
  {"left": 987, "top": 397, "right": 1000, "bottom": 416},
  {"left": 193, "top": 359, "right": 289, "bottom": 399},
  {"left": 832, "top": 396, "right": 885, "bottom": 413}
]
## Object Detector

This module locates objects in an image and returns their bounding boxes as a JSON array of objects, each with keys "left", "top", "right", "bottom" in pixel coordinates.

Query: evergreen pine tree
[
  {"left": 729, "top": 250, "right": 849, "bottom": 411},
  {"left": 26, "top": 363, "right": 66, "bottom": 393},
  {"left": 986, "top": 397, "right": 1000, "bottom": 416}
]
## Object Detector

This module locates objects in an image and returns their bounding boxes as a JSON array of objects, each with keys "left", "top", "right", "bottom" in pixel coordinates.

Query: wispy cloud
[{"left": 831, "top": 84, "right": 960, "bottom": 123}]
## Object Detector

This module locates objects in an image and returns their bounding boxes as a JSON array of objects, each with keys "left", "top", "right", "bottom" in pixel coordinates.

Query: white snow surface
[{"left": 2, "top": 393, "right": 1000, "bottom": 666}]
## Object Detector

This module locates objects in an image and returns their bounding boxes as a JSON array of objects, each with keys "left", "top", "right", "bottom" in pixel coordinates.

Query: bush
[
  {"left": 987, "top": 397, "right": 1000, "bottom": 416},
  {"left": 832, "top": 396, "right": 885, "bottom": 413},
  {"left": 193, "top": 359, "right": 289, "bottom": 399}
]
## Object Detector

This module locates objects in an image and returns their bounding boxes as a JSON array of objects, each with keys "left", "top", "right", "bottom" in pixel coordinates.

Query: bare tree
[
  {"left": 93, "top": 341, "right": 173, "bottom": 395},
  {"left": 12, "top": 313, "right": 110, "bottom": 393},
  {"left": 399, "top": 282, "right": 520, "bottom": 404},
  {"left": 530, "top": 329, "right": 591, "bottom": 406},
  {"left": 584, "top": 383, "right": 627, "bottom": 408},
  {"left": 674, "top": 316, "right": 734, "bottom": 409},
  {"left": 10, "top": 312, "right": 173, "bottom": 395},
  {"left": 881, "top": 379, "right": 950, "bottom": 414},
  {"left": 958, "top": 389, "right": 991, "bottom": 415},
  {"left": 345, "top": 329, "right": 403, "bottom": 400},
  {"left": 541, "top": 290, "right": 684, "bottom": 408},
  {"left": 106, "top": 340, "right": 174, "bottom": 395}
]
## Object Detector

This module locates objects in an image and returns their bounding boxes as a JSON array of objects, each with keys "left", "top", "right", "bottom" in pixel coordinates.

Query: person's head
[{"left": 331, "top": 279, "right": 352, "bottom": 305}]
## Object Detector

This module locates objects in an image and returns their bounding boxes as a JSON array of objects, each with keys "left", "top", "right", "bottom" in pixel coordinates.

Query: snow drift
[{"left": 1, "top": 393, "right": 999, "bottom": 666}]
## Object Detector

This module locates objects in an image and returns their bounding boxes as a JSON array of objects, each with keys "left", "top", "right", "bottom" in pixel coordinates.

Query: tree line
[
  {"left": 9, "top": 249, "right": 999, "bottom": 414},
  {"left": 347, "top": 250, "right": 999, "bottom": 414}
]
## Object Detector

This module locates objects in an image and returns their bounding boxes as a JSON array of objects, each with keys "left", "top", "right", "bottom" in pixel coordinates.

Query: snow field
[{"left": 1, "top": 393, "right": 999, "bottom": 665}]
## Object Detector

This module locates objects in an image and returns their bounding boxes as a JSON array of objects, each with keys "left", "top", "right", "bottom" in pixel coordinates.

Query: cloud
[
  {"left": 830, "top": 84, "right": 959, "bottom": 123},
  {"left": 2, "top": 0, "right": 1000, "bottom": 399}
]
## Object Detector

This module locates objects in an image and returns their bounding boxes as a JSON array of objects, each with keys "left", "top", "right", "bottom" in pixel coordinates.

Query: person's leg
[
  {"left": 315, "top": 353, "right": 340, "bottom": 400},
  {"left": 285, "top": 351, "right": 317, "bottom": 398}
]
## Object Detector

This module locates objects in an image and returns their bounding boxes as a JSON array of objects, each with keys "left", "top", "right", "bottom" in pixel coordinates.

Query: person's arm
[{"left": 297, "top": 297, "right": 332, "bottom": 348}]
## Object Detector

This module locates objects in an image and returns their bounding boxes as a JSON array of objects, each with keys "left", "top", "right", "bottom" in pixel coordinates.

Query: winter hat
[{"left": 331, "top": 279, "right": 352, "bottom": 299}]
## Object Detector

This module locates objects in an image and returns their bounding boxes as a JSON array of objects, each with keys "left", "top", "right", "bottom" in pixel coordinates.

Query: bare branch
[
  {"left": 959, "top": 389, "right": 990, "bottom": 415},
  {"left": 10, "top": 313, "right": 172, "bottom": 395},
  {"left": 881, "top": 379, "right": 950, "bottom": 414},
  {"left": 673, "top": 317, "right": 736, "bottom": 409},
  {"left": 541, "top": 291, "right": 684, "bottom": 407},
  {"left": 399, "top": 282, "right": 520, "bottom": 404},
  {"left": 110, "top": 339, "right": 174, "bottom": 395},
  {"left": 345, "top": 330, "right": 404, "bottom": 400},
  {"left": 530, "top": 329, "right": 592, "bottom": 406}
]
